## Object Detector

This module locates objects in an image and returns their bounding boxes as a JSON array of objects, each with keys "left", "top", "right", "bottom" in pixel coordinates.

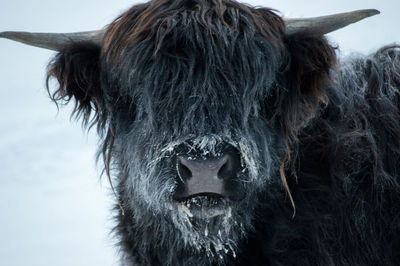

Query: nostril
[
  {"left": 176, "top": 158, "right": 192, "bottom": 181},
  {"left": 218, "top": 160, "right": 232, "bottom": 179},
  {"left": 217, "top": 154, "right": 236, "bottom": 180}
]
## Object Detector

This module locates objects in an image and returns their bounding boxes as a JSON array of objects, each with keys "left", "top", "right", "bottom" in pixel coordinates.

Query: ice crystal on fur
[{"left": 173, "top": 196, "right": 242, "bottom": 260}]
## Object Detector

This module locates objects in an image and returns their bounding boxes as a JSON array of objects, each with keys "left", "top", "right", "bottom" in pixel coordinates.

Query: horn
[
  {"left": 0, "top": 9, "right": 380, "bottom": 50},
  {"left": 285, "top": 9, "right": 380, "bottom": 35},
  {"left": 0, "top": 30, "right": 104, "bottom": 51}
]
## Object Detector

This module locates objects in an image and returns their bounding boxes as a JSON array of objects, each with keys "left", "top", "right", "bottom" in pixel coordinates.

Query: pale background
[{"left": 0, "top": 0, "right": 399, "bottom": 265}]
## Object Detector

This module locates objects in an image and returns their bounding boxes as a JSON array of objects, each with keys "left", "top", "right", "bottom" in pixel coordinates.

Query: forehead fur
[
  {"left": 100, "top": 0, "right": 285, "bottom": 135},
  {"left": 102, "top": 0, "right": 284, "bottom": 58}
]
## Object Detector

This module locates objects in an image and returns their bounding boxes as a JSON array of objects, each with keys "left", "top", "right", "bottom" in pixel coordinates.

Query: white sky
[{"left": 0, "top": 0, "right": 399, "bottom": 265}]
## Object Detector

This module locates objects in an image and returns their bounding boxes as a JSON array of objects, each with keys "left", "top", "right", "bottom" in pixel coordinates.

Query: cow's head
[{"left": 0, "top": 0, "right": 379, "bottom": 263}]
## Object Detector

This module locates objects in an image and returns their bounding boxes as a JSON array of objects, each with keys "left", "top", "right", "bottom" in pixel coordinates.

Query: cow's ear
[
  {"left": 271, "top": 32, "right": 337, "bottom": 143},
  {"left": 46, "top": 42, "right": 104, "bottom": 128}
]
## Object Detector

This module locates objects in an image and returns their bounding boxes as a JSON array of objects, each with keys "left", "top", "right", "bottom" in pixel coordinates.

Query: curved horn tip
[
  {"left": 365, "top": 9, "right": 380, "bottom": 16},
  {"left": 285, "top": 8, "right": 381, "bottom": 35},
  {"left": 350, "top": 9, "right": 381, "bottom": 21},
  {"left": 0, "top": 31, "right": 60, "bottom": 51},
  {"left": 0, "top": 31, "right": 13, "bottom": 38},
  {"left": 0, "top": 30, "right": 104, "bottom": 51},
  {"left": 0, "top": 31, "right": 27, "bottom": 38}
]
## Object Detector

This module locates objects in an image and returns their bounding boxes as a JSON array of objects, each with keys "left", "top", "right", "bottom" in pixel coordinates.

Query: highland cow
[{"left": 1, "top": 0, "right": 400, "bottom": 265}]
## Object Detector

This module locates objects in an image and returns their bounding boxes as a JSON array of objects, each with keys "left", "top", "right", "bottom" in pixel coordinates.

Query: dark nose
[{"left": 174, "top": 151, "right": 241, "bottom": 199}]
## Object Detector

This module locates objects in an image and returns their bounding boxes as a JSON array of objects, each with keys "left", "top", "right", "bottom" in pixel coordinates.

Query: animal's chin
[
  {"left": 168, "top": 193, "right": 247, "bottom": 260},
  {"left": 176, "top": 194, "right": 231, "bottom": 219}
]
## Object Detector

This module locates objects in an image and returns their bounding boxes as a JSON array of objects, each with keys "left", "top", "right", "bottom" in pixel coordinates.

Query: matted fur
[{"left": 46, "top": 0, "right": 400, "bottom": 265}]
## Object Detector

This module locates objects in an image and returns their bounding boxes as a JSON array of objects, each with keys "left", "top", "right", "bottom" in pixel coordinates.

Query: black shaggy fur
[{"left": 45, "top": 0, "right": 400, "bottom": 265}]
